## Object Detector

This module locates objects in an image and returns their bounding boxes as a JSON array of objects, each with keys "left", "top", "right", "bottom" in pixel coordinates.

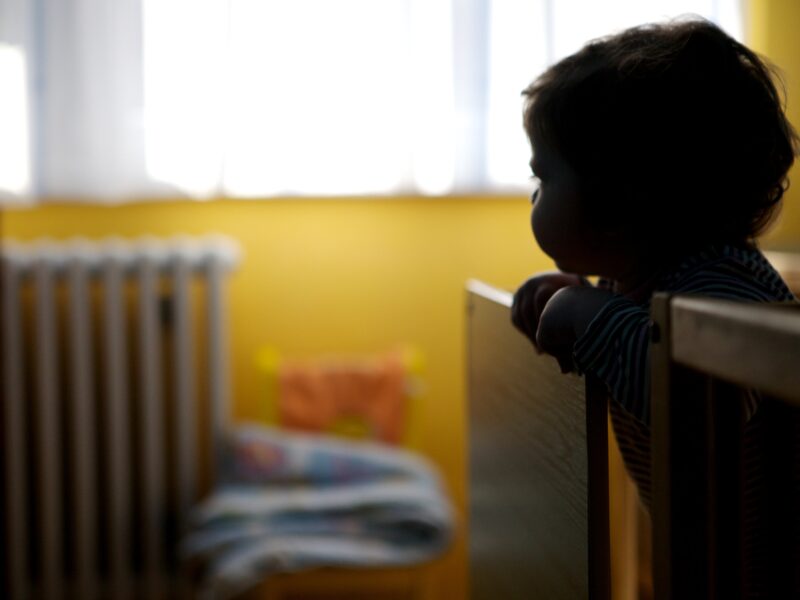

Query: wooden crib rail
[
  {"left": 467, "top": 280, "right": 610, "bottom": 600},
  {"left": 650, "top": 294, "right": 800, "bottom": 600},
  {"left": 662, "top": 296, "right": 800, "bottom": 401}
]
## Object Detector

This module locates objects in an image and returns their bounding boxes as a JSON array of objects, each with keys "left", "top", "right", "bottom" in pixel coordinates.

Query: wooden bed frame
[
  {"left": 650, "top": 294, "right": 800, "bottom": 599},
  {"left": 467, "top": 280, "right": 610, "bottom": 599},
  {"left": 467, "top": 281, "right": 800, "bottom": 600}
]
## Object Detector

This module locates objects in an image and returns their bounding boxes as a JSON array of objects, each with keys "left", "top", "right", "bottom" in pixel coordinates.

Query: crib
[{"left": 467, "top": 279, "right": 800, "bottom": 599}]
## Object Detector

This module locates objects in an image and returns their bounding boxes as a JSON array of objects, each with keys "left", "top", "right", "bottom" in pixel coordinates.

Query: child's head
[{"left": 523, "top": 18, "right": 798, "bottom": 269}]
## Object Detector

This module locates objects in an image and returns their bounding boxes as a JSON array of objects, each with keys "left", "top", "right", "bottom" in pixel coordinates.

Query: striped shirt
[{"left": 572, "top": 243, "right": 797, "bottom": 508}]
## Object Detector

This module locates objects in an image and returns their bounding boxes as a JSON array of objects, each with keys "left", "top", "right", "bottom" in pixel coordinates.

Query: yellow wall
[
  {"left": 749, "top": 0, "right": 800, "bottom": 248},
  {"left": 2, "top": 196, "right": 553, "bottom": 596}
]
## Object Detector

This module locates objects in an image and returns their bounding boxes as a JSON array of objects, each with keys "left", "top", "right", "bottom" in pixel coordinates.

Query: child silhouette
[{"left": 511, "top": 18, "right": 798, "bottom": 510}]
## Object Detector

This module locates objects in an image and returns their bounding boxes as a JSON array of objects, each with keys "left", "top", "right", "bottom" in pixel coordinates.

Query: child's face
[{"left": 529, "top": 139, "right": 632, "bottom": 278}]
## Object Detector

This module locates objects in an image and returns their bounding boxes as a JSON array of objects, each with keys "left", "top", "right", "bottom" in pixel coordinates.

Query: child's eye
[{"left": 529, "top": 175, "right": 541, "bottom": 204}]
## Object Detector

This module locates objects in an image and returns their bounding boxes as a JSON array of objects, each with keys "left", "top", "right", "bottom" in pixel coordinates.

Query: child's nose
[{"left": 530, "top": 188, "right": 540, "bottom": 205}]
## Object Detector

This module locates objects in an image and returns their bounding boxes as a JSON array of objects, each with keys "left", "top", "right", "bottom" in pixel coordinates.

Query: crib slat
[
  {"left": 138, "top": 258, "right": 164, "bottom": 596},
  {"left": 102, "top": 258, "right": 132, "bottom": 600},
  {"left": 206, "top": 256, "right": 230, "bottom": 485},
  {"left": 67, "top": 258, "right": 98, "bottom": 599},
  {"left": 33, "top": 259, "right": 64, "bottom": 600},
  {"left": 2, "top": 259, "right": 29, "bottom": 600}
]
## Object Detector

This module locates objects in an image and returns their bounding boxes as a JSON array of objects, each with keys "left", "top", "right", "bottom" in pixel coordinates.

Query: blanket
[{"left": 182, "top": 424, "right": 455, "bottom": 599}]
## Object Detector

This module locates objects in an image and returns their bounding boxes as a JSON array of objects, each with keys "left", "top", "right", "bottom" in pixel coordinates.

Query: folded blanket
[
  {"left": 223, "top": 423, "right": 438, "bottom": 486},
  {"left": 183, "top": 424, "right": 455, "bottom": 599}
]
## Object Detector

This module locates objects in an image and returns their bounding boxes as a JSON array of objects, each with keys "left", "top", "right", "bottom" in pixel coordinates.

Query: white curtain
[{"left": 0, "top": 0, "right": 742, "bottom": 204}]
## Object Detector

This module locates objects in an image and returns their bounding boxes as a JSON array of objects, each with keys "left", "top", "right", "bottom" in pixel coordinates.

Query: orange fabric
[{"left": 277, "top": 353, "right": 407, "bottom": 444}]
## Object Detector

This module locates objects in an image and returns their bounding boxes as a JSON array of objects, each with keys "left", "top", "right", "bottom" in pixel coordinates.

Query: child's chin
[
  {"left": 553, "top": 256, "right": 593, "bottom": 276},
  {"left": 553, "top": 258, "right": 577, "bottom": 274}
]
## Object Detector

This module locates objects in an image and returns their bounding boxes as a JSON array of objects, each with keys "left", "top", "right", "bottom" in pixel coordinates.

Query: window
[{"left": 0, "top": 0, "right": 743, "bottom": 203}]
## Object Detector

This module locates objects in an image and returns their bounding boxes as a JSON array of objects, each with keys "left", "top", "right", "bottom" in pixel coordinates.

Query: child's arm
[
  {"left": 535, "top": 286, "right": 618, "bottom": 373},
  {"left": 517, "top": 278, "right": 654, "bottom": 421},
  {"left": 539, "top": 288, "right": 654, "bottom": 422},
  {"left": 511, "top": 271, "right": 592, "bottom": 353}
]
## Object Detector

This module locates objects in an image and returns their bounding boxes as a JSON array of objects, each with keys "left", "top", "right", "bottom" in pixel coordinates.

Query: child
[{"left": 511, "top": 18, "right": 798, "bottom": 512}]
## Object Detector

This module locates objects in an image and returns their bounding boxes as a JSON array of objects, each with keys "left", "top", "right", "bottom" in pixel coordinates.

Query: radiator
[{"left": 1, "top": 236, "right": 240, "bottom": 599}]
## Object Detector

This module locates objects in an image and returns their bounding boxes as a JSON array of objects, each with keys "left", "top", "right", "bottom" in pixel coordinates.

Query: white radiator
[{"left": 1, "top": 237, "right": 240, "bottom": 599}]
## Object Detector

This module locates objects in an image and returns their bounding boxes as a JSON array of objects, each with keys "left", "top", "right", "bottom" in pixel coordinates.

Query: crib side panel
[{"left": 467, "top": 284, "right": 596, "bottom": 600}]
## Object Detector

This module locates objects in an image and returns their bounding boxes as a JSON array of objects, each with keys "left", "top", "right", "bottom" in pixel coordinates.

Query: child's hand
[
  {"left": 536, "top": 286, "right": 617, "bottom": 372},
  {"left": 511, "top": 272, "right": 589, "bottom": 351}
]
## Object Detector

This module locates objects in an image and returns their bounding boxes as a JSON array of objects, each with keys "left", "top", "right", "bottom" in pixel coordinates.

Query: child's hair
[{"left": 523, "top": 18, "right": 799, "bottom": 252}]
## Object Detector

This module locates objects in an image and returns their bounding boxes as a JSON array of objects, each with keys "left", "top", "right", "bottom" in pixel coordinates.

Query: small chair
[
  {"left": 226, "top": 346, "right": 446, "bottom": 600},
  {"left": 649, "top": 294, "right": 800, "bottom": 599}
]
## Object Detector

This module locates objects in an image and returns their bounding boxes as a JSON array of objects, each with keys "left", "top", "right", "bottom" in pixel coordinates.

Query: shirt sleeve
[
  {"left": 572, "top": 296, "right": 653, "bottom": 425},
  {"left": 572, "top": 251, "right": 796, "bottom": 427}
]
